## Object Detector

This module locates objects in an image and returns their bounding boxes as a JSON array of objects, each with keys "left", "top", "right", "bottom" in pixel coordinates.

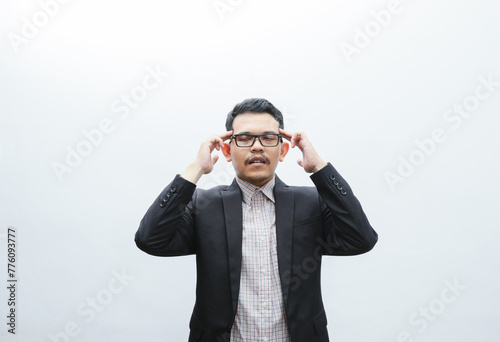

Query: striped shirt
[{"left": 230, "top": 176, "right": 291, "bottom": 342}]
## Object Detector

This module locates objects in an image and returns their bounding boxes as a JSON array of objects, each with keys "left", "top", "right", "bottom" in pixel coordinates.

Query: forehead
[{"left": 232, "top": 112, "right": 279, "bottom": 133}]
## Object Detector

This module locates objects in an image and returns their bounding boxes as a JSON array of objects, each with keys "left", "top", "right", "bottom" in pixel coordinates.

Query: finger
[
  {"left": 212, "top": 154, "right": 219, "bottom": 165},
  {"left": 217, "top": 137, "right": 223, "bottom": 151},
  {"left": 297, "top": 158, "right": 303, "bottom": 168},
  {"left": 220, "top": 135, "right": 228, "bottom": 150},
  {"left": 209, "top": 137, "right": 220, "bottom": 151},
  {"left": 215, "top": 131, "right": 233, "bottom": 150},
  {"left": 218, "top": 130, "right": 234, "bottom": 140},
  {"left": 294, "top": 131, "right": 302, "bottom": 142},
  {"left": 291, "top": 132, "right": 300, "bottom": 149},
  {"left": 293, "top": 132, "right": 306, "bottom": 150},
  {"left": 280, "top": 130, "right": 295, "bottom": 146},
  {"left": 279, "top": 128, "right": 293, "bottom": 141},
  {"left": 209, "top": 135, "right": 225, "bottom": 151}
]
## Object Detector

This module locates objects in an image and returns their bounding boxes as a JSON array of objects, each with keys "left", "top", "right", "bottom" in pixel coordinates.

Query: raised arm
[
  {"left": 280, "top": 128, "right": 377, "bottom": 255},
  {"left": 134, "top": 131, "right": 233, "bottom": 256}
]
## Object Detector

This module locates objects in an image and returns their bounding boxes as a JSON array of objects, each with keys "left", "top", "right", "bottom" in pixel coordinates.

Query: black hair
[{"left": 225, "top": 98, "right": 284, "bottom": 131}]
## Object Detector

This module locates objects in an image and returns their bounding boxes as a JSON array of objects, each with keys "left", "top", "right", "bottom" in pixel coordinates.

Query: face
[{"left": 222, "top": 112, "right": 289, "bottom": 187}]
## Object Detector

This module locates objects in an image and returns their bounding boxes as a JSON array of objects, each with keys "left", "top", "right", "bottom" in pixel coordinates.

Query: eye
[{"left": 237, "top": 135, "right": 252, "bottom": 142}]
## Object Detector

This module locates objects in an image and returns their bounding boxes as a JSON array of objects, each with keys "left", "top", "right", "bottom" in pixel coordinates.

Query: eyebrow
[{"left": 236, "top": 130, "right": 278, "bottom": 135}]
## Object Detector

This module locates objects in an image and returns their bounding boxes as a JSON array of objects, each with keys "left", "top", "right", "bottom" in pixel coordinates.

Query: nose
[{"left": 250, "top": 137, "right": 264, "bottom": 152}]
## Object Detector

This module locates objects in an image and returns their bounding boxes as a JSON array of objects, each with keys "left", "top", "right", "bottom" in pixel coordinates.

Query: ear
[
  {"left": 221, "top": 142, "right": 232, "bottom": 162},
  {"left": 279, "top": 141, "right": 289, "bottom": 162}
]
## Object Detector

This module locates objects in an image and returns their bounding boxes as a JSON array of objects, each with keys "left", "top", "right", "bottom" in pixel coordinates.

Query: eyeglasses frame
[{"left": 229, "top": 133, "right": 283, "bottom": 148}]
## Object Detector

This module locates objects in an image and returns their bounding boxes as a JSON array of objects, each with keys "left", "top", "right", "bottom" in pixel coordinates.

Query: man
[{"left": 135, "top": 98, "right": 378, "bottom": 342}]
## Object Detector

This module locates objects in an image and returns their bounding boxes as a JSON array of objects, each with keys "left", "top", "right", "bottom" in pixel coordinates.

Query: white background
[{"left": 1, "top": 0, "right": 499, "bottom": 341}]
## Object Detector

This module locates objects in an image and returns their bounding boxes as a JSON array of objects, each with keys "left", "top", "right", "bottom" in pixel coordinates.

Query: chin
[
  {"left": 247, "top": 173, "right": 273, "bottom": 186},
  {"left": 236, "top": 165, "right": 276, "bottom": 185}
]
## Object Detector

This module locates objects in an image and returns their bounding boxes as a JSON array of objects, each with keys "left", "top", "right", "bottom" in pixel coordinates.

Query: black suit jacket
[{"left": 135, "top": 163, "right": 378, "bottom": 342}]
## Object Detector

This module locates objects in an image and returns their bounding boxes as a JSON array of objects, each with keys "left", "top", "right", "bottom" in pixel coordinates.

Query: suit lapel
[
  {"left": 221, "top": 180, "right": 243, "bottom": 316},
  {"left": 274, "top": 175, "right": 294, "bottom": 305}
]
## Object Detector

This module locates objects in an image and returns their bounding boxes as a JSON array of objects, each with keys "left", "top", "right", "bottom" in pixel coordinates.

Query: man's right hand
[{"left": 181, "top": 131, "right": 233, "bottom": 184}]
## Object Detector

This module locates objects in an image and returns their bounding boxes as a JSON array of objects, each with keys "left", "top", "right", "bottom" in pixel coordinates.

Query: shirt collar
[{"left": 235, "top": 175, "right": 276, "bottom": 204}]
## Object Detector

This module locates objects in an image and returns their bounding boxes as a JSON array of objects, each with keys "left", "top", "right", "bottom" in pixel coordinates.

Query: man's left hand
[{"left": 279, "top": 128, "right": 328, "bottom": 173}]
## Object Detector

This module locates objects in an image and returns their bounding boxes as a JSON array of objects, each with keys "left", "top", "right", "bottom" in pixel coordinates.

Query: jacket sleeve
[
  {"left": 310, "top": 162, "right": 378, "bottom": 256},
  {"left": 135, "top": 174, "right": 198, "bottom": 256}
]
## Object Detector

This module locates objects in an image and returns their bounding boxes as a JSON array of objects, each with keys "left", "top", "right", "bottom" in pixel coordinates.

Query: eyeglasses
[{"left": 230, "top": 133, "right": 283, "bottom": 147}]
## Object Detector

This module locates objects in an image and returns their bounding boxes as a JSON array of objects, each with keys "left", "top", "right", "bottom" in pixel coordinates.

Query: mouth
[{"left": 248, "top": 156, "right": 268, "bottom": 166}]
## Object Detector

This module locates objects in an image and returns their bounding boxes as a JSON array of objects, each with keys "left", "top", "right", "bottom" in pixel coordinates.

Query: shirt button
[
  {"left": 263, "top": 338, "right": 268, "bottom": 342},
  {"left": 262, "top": 302, "right": 268, "bottom": 309},
  {"left": 261, "top": 268, "right": 267, "bottom": 274},
  {"left": 256, "top": 209, "right": 261, "bottom": 214},
  {"left": 260, "top": 236, "right": 265, "bottom": 242}
]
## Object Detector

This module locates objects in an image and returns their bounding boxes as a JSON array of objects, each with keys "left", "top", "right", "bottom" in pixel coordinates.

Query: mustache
[{"left": 245, "top": 154, "right": 269, "bottom": 164}]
